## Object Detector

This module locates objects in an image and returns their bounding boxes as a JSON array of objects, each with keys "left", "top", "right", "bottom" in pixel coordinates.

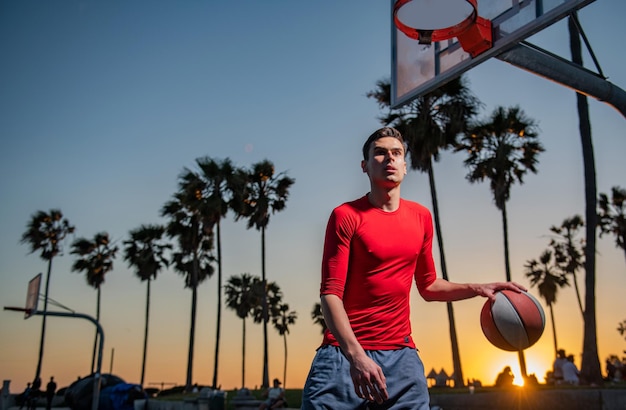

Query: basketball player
[{"left": 301, "top": 127, "right": 525, "bottom": 409}]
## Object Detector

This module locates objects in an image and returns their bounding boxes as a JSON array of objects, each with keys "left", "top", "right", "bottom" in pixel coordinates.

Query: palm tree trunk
[
  {"left": 261, "top": 226, "right": 269, "bottom": 388},
  {"left": 91, "top": 287, "right": 101, "bottom": 374},
  {"left": 427, "top": 163, "right": 464, "bottom": 388},
  {"left": 212, "top": 221, "right": 223, "bottom": 389},
  {"left": 186, "top": 249, "right": 199, "bottom": 392},
  {"left": 242, "top": 318, "right": 246, "bottom": 388},
  {"left": 501, "top": 203, "right": 512, "bottom": 282},
  {"left": 186, "top": 283, "right": 198, "bottom": 392},
  {"left": 283, "top": 334, "right": 288, "bottom": 388},
  {"left": 500, "top": 203, "right": 526, "bottom": 377},
  {"left": 549, "top": 303, "right": 558, "bottom": 356},
  {"left": 568, "top": 15, "right": 602, "bottom": 385},
  {"left": 571, "top": 273, "right": 584, "bottom": 318},
  {"left": 140, "top": 279, "right": 151, "bottom": 387},
  {"left": 35, "top": 259, "right": 53, "bottom": 381}
]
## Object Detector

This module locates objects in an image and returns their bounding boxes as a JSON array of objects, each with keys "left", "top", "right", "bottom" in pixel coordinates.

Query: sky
[{"left": 1, "top": 0, "right": 625, "bottom": 395}]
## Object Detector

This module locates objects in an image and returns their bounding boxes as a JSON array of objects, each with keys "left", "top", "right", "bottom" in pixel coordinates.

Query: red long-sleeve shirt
[{"left": 320, "top": 195, "right": 437, "bottom": 350}]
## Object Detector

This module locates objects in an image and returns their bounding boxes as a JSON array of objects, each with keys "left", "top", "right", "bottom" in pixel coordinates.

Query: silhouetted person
[
  {"left": 563, "top": 355, "right": 579, "bottom": 385},
  {"left": 524, "top": 373, "right": 539, "bottom": 387},
  {"left": 259, "top": 378, "right": 286, "bottom": 409},
  {"left": 46, "top": 376, "right": 57, "bottom": 410},
  {"left": 606, "top": 358, "right": 616, "bottom": 381},
  {"left": 553, "top": 349, "right": 566, "bottom": 384},
  {"left": 29, "top": 377, "right": 41, "bottom": 410},
  {"left": 18, "top": 383, "right": 31, "bottom": 410},
  {"left": 495, "top": 366, "right": 514, "bottom": 387}
]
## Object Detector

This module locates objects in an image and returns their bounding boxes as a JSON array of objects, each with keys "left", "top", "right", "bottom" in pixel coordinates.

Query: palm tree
[
  {"left": 524, "top": 250, "right": 569, "bottom": 356},
  {"left": 549, "top": 216, "right": 585, "bottom": 316},
  {"left": 20, "top": 209, "right": 74, "bottom": 382},
  {"left": 181, "top": 156, "right": 239, "bottom": 389},
  {"left": 367, "top": 76, "right": 481, "bottom": 388},
  {"left": 457, "top": 105, "right": 543, "bottom": 282},
  {"left": 272, "top": 302, "right": 297, "bottom": 388},
  {"left": 598, "top": 186, "right": 626, "bottom": 265},
  {"left": 123, "top": 224, "right": 171, "bottom": 387},
  {"left": 71, "top": 232, "right": 118, "bottom": 373},
  {"left": 311, "top": 302, "right": 327, "bottom": 334},
  {"left": 457, "top": 105, "right": 543, "bottom": 378},
  {"left": 235, "top": 160, "right": 295, "bottom": 388},
  {"left": 618, "top": 320, "right": 626, "bottom": 341},
  {"left": 568, "top": 12, "right": 603, "bottom": 385},
  {"left": 224, "top": 273, "right": 263, "bottom": 389},
  {"left": 161, "top": 184, "right": 216, "bottom": 392}
]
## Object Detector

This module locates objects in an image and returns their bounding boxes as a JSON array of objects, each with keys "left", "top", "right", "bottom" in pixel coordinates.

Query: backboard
[
  {"left": 25, "top": 273, "right": 42, "bottom": 318},
  {"left": 391, "top": 0, "right": 596, "bottom": 108}
]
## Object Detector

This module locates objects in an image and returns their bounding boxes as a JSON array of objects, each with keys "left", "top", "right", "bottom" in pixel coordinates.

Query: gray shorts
[{"left": 301, "top": 345, "right": 430, "bottom": 410}]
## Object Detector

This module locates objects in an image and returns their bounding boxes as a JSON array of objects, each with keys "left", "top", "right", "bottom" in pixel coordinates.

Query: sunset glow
[{"left": 1, "top": 0, "right": 625, "bottom": 397}]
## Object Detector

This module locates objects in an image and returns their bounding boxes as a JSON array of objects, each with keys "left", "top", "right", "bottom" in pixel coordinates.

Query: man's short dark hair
[{"left": 362, "top": 127, "right": 407, "bottom": 160}]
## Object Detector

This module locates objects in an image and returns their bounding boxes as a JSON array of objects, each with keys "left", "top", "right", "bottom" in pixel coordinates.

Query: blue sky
[{"left": 1, "top": 0, "right": 625, "bottom": 392}]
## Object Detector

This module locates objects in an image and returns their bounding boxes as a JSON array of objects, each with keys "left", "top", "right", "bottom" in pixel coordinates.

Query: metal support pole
[
  {"left": 496, "top": 42, "right": 626, "bottom": 118},
  {"left": 33, "top": 310, "right": 104, "bottom": 410}
]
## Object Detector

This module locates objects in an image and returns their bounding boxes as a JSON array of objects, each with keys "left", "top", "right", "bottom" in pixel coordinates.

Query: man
[
  {"left": 301, "top": 127, "right": 525, "bottom": 409},
  {"left": 259, "top": 378, "right": 286, "bottom": 409},
  {"left": 45, "top": 376, "right": 57, "bottom": 410},
  {"left": 494, "top": 366, "right": 514, "bottom": 387},
  {"left": 28, "top": 378, "right": 41, "bottom": 410}
]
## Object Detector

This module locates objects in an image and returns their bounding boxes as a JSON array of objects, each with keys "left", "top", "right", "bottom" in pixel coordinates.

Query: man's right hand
[{"left": 349, "top": 353, "right": 388, "bottom": 404}]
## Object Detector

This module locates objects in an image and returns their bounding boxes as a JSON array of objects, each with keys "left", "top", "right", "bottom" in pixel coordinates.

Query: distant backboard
[
  {"left": 25, "top": 273, "right": 42, "bottom": 318},
  {"left": 391, "top": 0, "right": 596, "bottom": 108}
]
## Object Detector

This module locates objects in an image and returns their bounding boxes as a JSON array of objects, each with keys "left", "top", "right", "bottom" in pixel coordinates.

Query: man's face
[{"left": 361, "top": 136, "right": 407, "bottom": 186}]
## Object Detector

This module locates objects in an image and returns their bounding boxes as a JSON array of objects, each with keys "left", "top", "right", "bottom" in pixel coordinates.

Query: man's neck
[{"left": 367, "top": 186, "right": 401, "bottom": 212}]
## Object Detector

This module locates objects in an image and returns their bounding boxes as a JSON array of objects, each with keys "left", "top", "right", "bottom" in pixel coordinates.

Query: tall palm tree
[
  {"left": 71, "top": 232, "right": 118, "bottom": 373},
  {"left": 568, "top": 12, "right": 603, "bottom": 385},
  {"left": 311, "top": 302, "right": 327, "bottom": 334},
  {"left": 161, "top": 185, "right": 216, "bottom": 392},
  {"left": 181, "top": 156, "right": 239, "bottom": 389},
  {"left": 457, "top": 105, "right": 543, "bottom": 282},
  {"left": 457, "top": 105, "right": 543, "bottom": 378},
  {"left": 272, "top": 302, "right": 297, "bottom": 388},
  {"left": 224, "top": 273, "right": 263, "bottom": 389},
  {"left": 524, "top": 250, "right": 569, "bottom": 356},
  {"left": 598, "top": 186, "right": 626, "bottom": 265},
  {"left": 367, "top": 76, "right": 481, "bottom": 388},
  {"left": 20, "top": 209, "right": 74, "bottom": 382},
  {"left": 549, "top": 216, "right": 585, "bottom": 316},
  {"left": 123, "top": 224, "right": 171, "bottom": 387},
  {"left": 236, "top": 160, "right": 295, "bottom": 388},
  {"left": 618, "top": 320, "right": 626, "bottom": 341}
]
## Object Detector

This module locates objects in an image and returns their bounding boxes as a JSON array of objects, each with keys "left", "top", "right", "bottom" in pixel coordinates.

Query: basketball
[{"left": 480, "top": 290, "right": 545, "bottom": 351}]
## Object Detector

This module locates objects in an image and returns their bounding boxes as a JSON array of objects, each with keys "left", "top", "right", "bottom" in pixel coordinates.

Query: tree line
[{"left": 20, "top": 158, "right": 296, "bottom": 392}]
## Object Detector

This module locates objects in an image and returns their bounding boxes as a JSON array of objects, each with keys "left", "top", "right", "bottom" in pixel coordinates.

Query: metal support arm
[{"left": 496, "top": 42, "right": 626, "bottom": 118}]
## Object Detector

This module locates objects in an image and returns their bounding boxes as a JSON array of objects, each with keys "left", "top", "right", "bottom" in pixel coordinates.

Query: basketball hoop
[{"left": 393, "top": 0, "right": 493, "bottom": 57}]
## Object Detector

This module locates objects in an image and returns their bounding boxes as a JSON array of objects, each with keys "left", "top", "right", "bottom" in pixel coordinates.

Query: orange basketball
[{"left": 480, "top": 290, "right": 545, "bottom": 351}]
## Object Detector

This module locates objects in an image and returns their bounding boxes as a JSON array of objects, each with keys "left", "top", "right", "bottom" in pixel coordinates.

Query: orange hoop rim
[{"left": 393, "top": 0, "right": 478, "bottom": 43}]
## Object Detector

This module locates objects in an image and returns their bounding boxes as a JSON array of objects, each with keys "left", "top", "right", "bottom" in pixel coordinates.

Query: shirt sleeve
[
  {"left": 320, "top": 206, "right": 356, "bottom": 298},
  {"left": 414, "top": 207, "right": 437, "bottom": 292}
]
